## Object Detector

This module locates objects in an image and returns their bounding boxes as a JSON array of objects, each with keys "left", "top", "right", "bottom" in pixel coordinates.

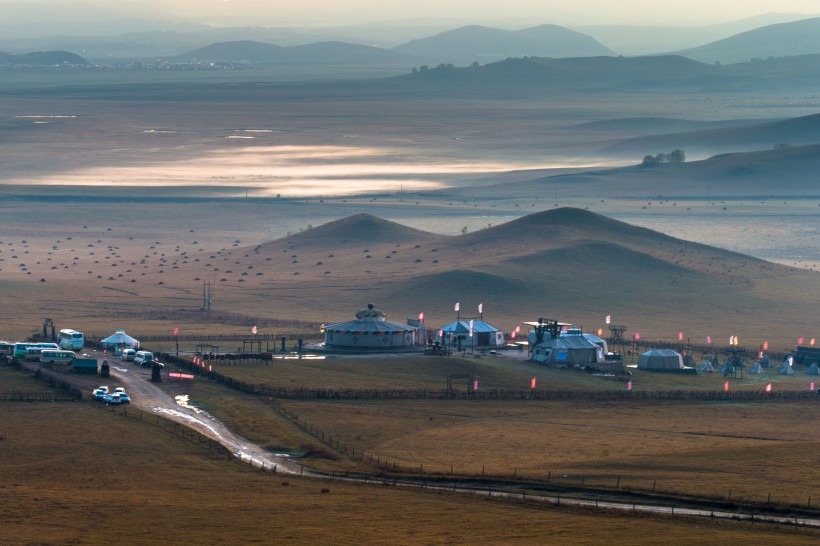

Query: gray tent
[
  {"left": 806, "top": 362, "right": 820, "bottom": 375},
  {"left": 749, "top": 361, "right": 765, "bottom": 374},
  {"left": 777, "top": 361, "right": 794, "bottom": 375},
  {"left": 638, "top": 349, "right": 684, "bottom": 371},
  {"left": 698, "top": 360, "right": 715, "bottom": 373}
]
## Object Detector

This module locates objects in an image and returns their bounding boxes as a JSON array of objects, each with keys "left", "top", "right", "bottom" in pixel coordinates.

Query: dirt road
[{"left": 27, "top": 351, "right": 305, "bottom": 475}]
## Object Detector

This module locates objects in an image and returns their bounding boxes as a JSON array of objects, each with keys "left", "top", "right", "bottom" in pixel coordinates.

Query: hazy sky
[
  {"left": 156, "top": 1, "right": 820, "bottom": 26},
  {"left": 6, "top": 1, "right": 820, "bottom": 26}
]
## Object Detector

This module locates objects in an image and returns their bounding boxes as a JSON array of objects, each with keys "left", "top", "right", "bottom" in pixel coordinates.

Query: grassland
[{"left": 2, "top": 399, "right": 818, "bottom": 544}]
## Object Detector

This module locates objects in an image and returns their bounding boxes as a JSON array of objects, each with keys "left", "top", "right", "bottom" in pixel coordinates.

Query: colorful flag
[
  {"left": 729, "top": 335, "right": 734, "bottom": 345},
  {"left": 438, "top": 329, "right": 443, "bottom": 338},
  {"left": 454, "top": 302, "right": 460, "bottom": 312},
  {"left": 627, "top": 380, "right": 632, "bottom": 392},
  {"left": 208, "top": 365, "right": 212, "bottom": 372},
  {"left": 707, "top": 335, "right": 712, "bottom": 344},
  {"left": 597, "top": 328, "right": 603, "bottom": 336},
  {"left": 531, "top": 377, "right": 536, "bottom": 389},
  {"left": 763, "top": 340, "right": 769, "bottom": 351},
  {"left": 765, "top": 383, "right": 772, "bottom": 393},
  {"left": 173, "top": 327, "right": 179, "bottom": 336},
  {"left": 469, "top": 320, "right": 474, "bottom": 337},
  {"left": 724, "top": 381, "right": 730, "bottom": 392},
  {"left": 605, "top": 315, "right": 611, "bottom": 324},
  {"left": 418, "top": 312, "right": 424, "bottom": 321},
  {"left": 798, "top": 336, "right": 805, "bottom": 345},
  {"left": 511, "top": 331, "right": 516, "bottom": 339},
  {"left": 515, "top": 325, "right": 520, "bottom": 333},
  {"left": 634, "top": 332, "right": 641, "bottom": 340},
  {"left": 478, "top": 302, "right": 483, "bottom": 314},
  {"left": 252, "top": 325, "right": 257, "bottom": 335},
  {"left": 678, "top": 331, "right": 684, "bottom": 341},
  {"left": 811, "top": 338, "right": 816, "bottom": 346},
  {"left": 473, "top": 379, "right": 479, "bottom": 391},
  {"left": 811, "top": 382, "right": 815, "bottom": 391}
]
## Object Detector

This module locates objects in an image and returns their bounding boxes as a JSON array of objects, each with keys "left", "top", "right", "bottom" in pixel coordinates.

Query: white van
[
  {"left": 121, "top": 348, "right": 136, "bottom": 361},
  {"left": 134, "top": 350, "right": 155, "bottom": 367},
  {"left": 39, "top": 349, "right": 77, "bottom": 364}
]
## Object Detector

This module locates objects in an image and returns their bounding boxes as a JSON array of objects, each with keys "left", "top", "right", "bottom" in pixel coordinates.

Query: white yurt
[
  {"left": 100, "top": 329, "right": 140, "bottom": 353},
  {"left": 324, "top": 304, "right": 418, "bottom": 350},
  {"left": 749, "top": 361, "right": 765, "bottom": 374}
]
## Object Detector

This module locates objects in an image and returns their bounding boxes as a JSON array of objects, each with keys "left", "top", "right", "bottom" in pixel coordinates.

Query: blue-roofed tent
[
  {"left": 100, "top": 329, "right": 140, "bottom": 353},
  {"left": 439, "top": 320, "right": 505, "bottom": 349}
]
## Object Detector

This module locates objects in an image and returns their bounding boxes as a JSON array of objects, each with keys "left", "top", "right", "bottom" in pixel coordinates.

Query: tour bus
[
  {"left": 24, "top": 343, "right": 59, "bottom": 360},
  {"left": 0, "top": 341, "right": 13, "bottom": 357},
  {"left": 39, "top": 349, "right": 77, "bottom": 364},
  {"left": 14, "top": 342, "right": 58, "bottom": 359},
  {"left": 58, "top": 329, "right": 85, "bottom": 350}
]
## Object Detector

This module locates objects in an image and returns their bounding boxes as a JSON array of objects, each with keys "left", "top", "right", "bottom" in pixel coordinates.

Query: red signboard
[{"left": 168, "top": 372, "right": 195, "bottom": 379}]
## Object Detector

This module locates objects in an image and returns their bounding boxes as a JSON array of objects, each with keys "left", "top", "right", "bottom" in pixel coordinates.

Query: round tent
[
  {"left": 100, "top": 329, "right": 140, "bottom": 353},
  {"left": 637, "top": 349, "right": 685, "bottom": 372},
  {"left": 324, "top": 305, "right": 417, "bottom": 350}
]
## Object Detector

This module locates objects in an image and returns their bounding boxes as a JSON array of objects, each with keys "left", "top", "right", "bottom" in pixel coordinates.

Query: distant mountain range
[
  {"left": 0, "top": 50, "right": 87, "bottom": 65},
  {"left": 391, "top": 24, "right": 614, "bottom": 63},
  {"left": 172, "top": 40, "right": 406, "bottom": 64},
  {"left": 673, "top": 16, "right": 820, "bottom": 63}
]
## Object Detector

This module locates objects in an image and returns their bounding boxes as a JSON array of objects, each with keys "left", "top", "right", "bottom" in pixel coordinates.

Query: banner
[
  {"left": 605, "top": 315, "right": 611, "bottom": 324},
  {"left": 478, "top": 302, "right": 483, "bottom": 314},
  {"left": 454, "top": 302, "right": 460, "bottom": 312},
  {"left": 252, "top": 325, "right": 257, "bottom": 335}
]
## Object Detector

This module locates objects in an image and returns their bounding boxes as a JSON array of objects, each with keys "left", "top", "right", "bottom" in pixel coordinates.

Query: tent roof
[
  {"left": 441, "top": 320, "right": 501, "bottom": 334},
  {"left": 325, "top": 319, "right": 416, "bottom": 334},
  {"left": 638, "top": 349, "right": 684, "bottom": 370},
  {"left": 535, "top": 335, "right": 598, "bottom": 350},
  {"left": 100, "top": 330, "right": 139, "bottom": 346}
]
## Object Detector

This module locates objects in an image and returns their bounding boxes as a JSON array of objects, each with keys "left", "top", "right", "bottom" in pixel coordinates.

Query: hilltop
[
  {"left": 392, "top": 24, "right": 613, "bottom": 64},
  {"left": 674, "top": 17, "right": 820, "bottom": 63},
  {"left": 0, "top": 50, "right": 87, "bottom": 65}
]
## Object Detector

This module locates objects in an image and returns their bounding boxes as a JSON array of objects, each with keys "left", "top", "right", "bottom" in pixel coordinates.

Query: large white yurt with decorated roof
[{"left": 323, "top": 304, "right": 418, "bottom": 350}]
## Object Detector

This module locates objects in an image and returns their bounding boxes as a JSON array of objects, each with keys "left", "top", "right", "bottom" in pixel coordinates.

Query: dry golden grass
[
  {"left": 280, "top": 398, "right": 820, "bottom": 507},
  {"left": 1, "top": 402, "right": 818, "bottom": 545}
]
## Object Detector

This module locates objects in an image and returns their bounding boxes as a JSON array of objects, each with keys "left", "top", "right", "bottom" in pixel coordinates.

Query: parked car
[
  {"left": 92, "top": 388, "right": 108, "bottom": 402},
  {"left": 121, "top": 349, "right": 136, "bottom": 361},
  {"left": 112, "top": 387, "right": 126, "bottom": 394},
  {"left": 117, "top": 392, "right": 130, "bottom": 404},
  {"left": 134, "top": 350, "right": 154, "bottom": 367},
  {"left": 104, "top": 393, "right": 123, "bottom": 405}
]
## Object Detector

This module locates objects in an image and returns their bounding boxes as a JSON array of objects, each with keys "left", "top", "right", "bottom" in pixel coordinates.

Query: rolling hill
[
  {"left": 167, "top": 208, "right": 816, "bottom": 342},
  {"left": 173, "top": 40, "right": 406, "bottom": 64},
  {"left": 673, "top": 16, "right": 820, "bottom": 64},
  {"left": 0, "top": 50, "right": 87, "bottom": 65},
  {"left": 392, "top": 24, "right": 614, "bottom": 64},
  {"left": 601, "top": 112, "right": 820, "bottom": 158}
]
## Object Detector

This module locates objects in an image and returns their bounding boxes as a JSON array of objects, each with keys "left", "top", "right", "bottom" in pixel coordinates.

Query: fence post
[{"left": 616, "top": 476, "right": 620, "bottom": 489}]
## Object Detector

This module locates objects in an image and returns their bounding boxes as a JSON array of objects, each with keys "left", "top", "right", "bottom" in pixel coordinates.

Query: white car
[
  {"left": 134, "top": 351, "right": 154, "bottom": 367},
  {"left": 121, "top": 349, "right": 136, "bottom": 361}
]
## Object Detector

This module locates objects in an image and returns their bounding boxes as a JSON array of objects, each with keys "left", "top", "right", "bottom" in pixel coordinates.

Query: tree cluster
[{"left": 641, "top": 149, "right": 685, "bottom": 167}]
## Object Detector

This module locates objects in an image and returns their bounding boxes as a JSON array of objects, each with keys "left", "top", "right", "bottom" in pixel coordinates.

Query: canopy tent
[
  {"left": 440, "top": 320, "right": 504, "bottom": 349},
  {"left": 100, "top": 329, "right": 140, "bottom": 352},
  {"left": 637, "top": 349, "right": 687, "bottom": 372},
  {"left": 806, "top": 362, "right": 820, "bottom": 375}
]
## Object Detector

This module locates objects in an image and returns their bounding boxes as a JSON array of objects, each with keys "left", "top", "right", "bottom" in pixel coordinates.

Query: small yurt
[
  {"left": 439, "top": 319, "right": 504, "bottom": 350},
  {"left": 698, "top": 360, "right": 715, "bottom": 373},
  {"left": 806, "top": 362, "right": 820, "bottom": 375},
  {"left": 101, "top": 329, "right": 140, "bottom": 354},
  {"left": 324, "top": 304, "right": 418, "bottom": 350},
  {"left": 637, "top": 349, "right": 685, "bottom": 372}
]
